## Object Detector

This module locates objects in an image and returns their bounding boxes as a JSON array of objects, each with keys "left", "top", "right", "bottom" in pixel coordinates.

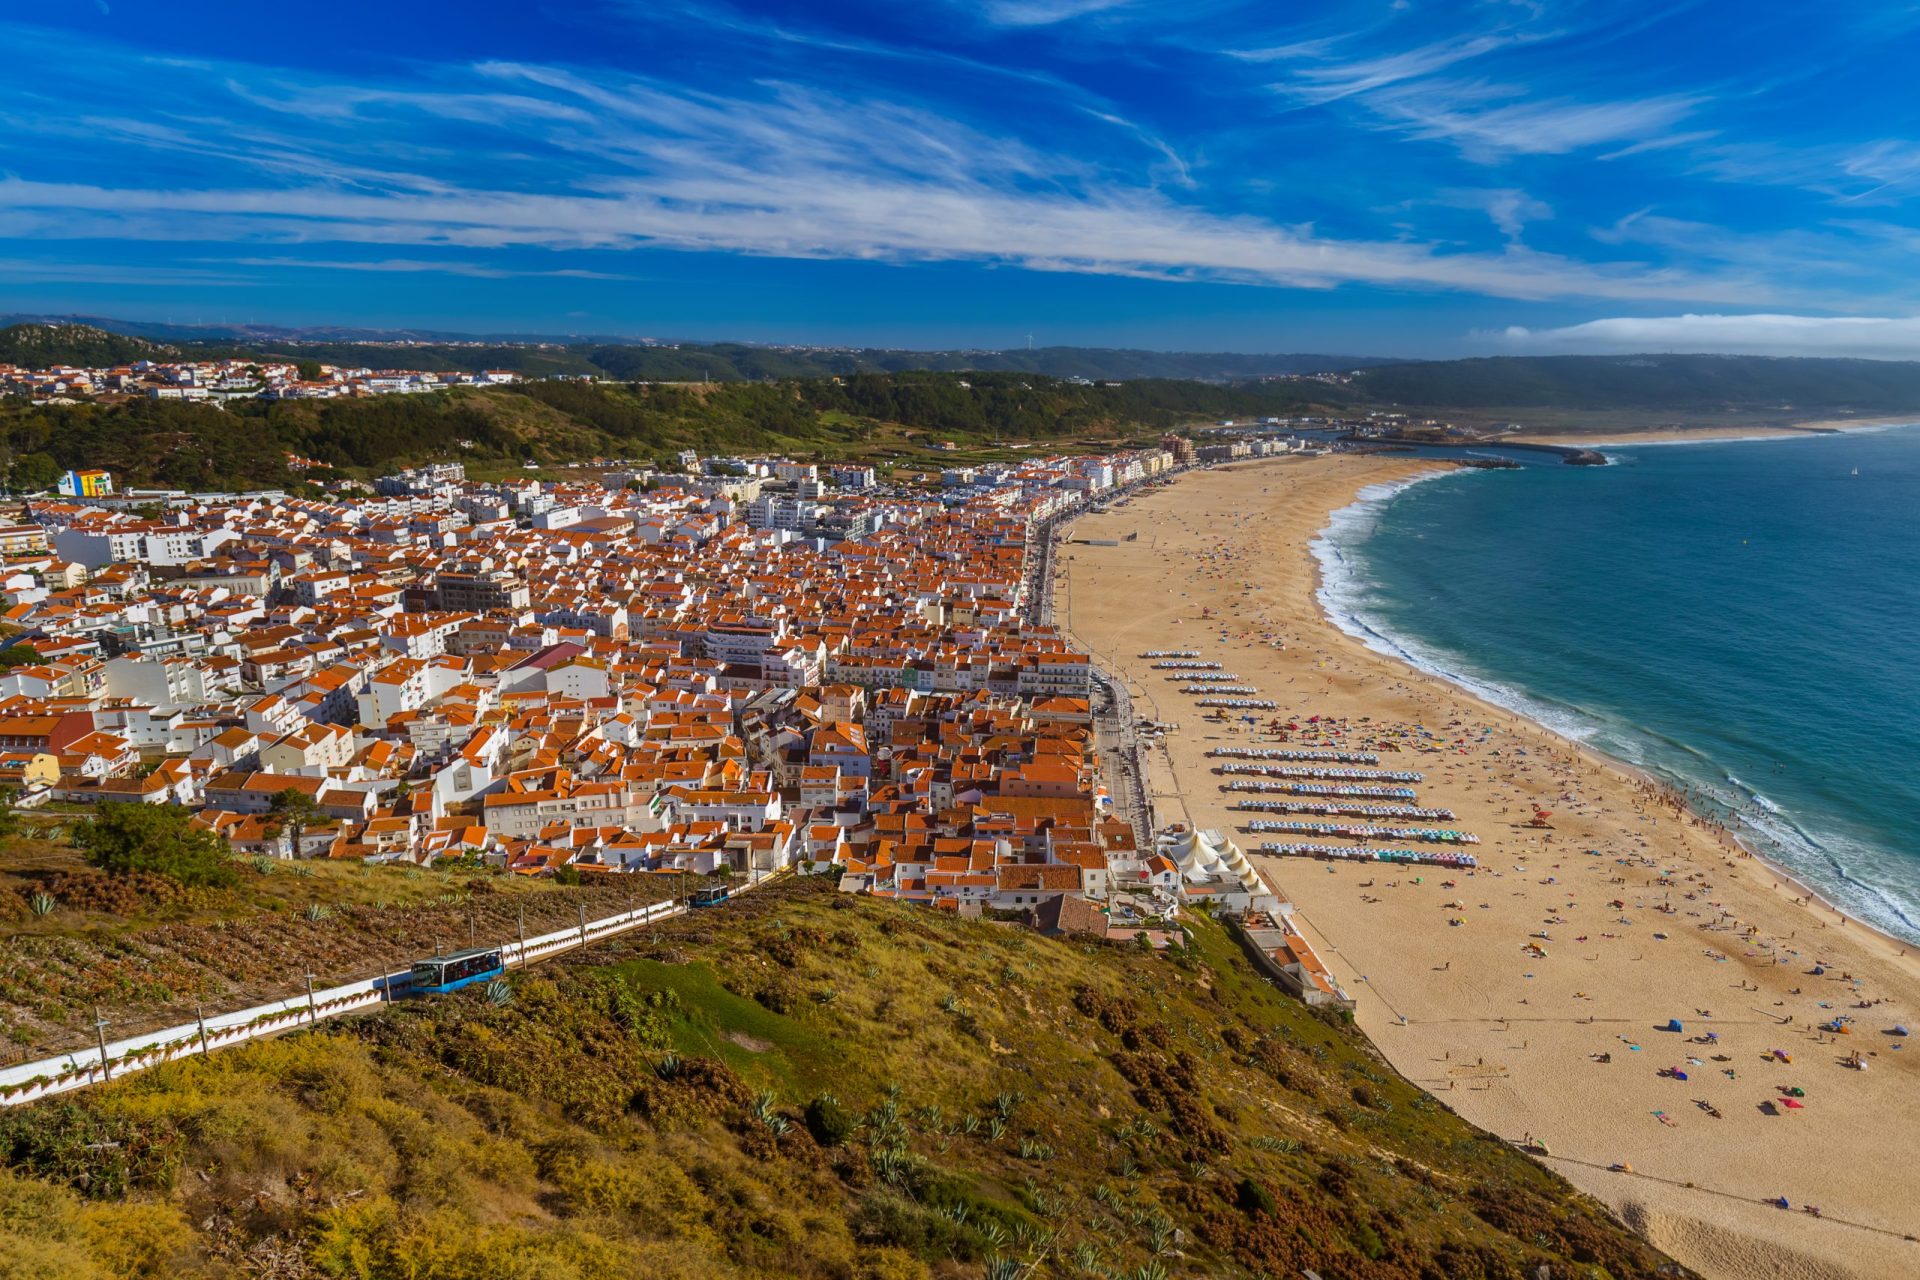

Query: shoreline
[
  {"left": 1513, "top": 419, "right": 1920, "bottom": 448},
  {"left": 1306, "top": 466, "right": 1920, "bottom": 958},
  {"left": 1063, "top": 454, "right": 1920, "bottom": 1280}
]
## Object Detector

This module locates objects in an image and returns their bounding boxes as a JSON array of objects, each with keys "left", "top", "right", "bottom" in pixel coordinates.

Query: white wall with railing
[{"left": 0, "top": 879, "right": 769, "bottom": 1107}]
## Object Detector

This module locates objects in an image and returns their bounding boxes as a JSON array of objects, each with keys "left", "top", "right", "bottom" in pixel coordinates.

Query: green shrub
[
  {"left": 73, "top": 805, "right": 238, "bottom": 889},
  {"left": 1235, "top": 1177, "right": 1276, "bottom": 1217},
  {"left": 804, "top": 1095, "right": 854, "bottom": 1148}
]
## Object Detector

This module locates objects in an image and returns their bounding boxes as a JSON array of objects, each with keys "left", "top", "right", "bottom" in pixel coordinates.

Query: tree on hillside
[
  {"left": 0, "top": 643, "right": 41, "bottom": 669},
  {"left": 74, "top": 803, "right": 239, "bottom": 887},
  {"left": 268, "top": 788, "right": 324, "bottom": 857},
  {"left": 9, "top": 452, "right": 59, "bottom": 492}
]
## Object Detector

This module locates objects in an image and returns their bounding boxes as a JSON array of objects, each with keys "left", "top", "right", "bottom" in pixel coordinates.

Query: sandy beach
[
  {"left": 1513, "top": 419, "right": 1920, "bottom": 447},
  {"left": 1062, "top": 455, "right": 1920, "bottom": 1280},
  {"left": 1512, "top": 425, "right": 1825, "bottom": 445}
]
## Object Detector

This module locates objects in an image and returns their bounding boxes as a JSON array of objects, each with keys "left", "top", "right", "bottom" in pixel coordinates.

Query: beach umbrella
[
  {"left": 1894, "top": 1025, "right": 1911, "bottom": 1037},
  {"left": 1782, "top": 1098, "right": 1804, "bottom": 1110}
]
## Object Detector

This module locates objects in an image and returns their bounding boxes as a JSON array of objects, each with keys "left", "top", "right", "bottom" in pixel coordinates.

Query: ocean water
[{"left": 1313, "top": 426, "right": 1920, "bottom": 942}]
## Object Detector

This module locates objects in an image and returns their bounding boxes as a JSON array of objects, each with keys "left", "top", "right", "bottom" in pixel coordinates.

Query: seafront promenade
[{"left": 1060, "top": 453, "right": 1920, "bottom": 1280}]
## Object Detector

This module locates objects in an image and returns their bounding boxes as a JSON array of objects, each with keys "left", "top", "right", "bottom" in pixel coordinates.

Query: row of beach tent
[
  {"left": 1255, "top": 843, "right": 1480, "bottom": 869},
  {"left": 1232, "top": 799, "right": 1457, "bottom": 820},
  {"left": 1209, "top": 747, "right": 1382, "bottom": 765},
  {"left": 1226, "top": 780, "right": 1420, "bottom": 799},
  {"left": 1245, "top": 820, "right": 1480, "bottom": 844},
  {"left": 1216, "top": 763, "right": 1424, "bottom": 782}
]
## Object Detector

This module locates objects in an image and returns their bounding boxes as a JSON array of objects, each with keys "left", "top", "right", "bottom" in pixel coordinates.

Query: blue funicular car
[{"left": 410, "top": 946, "right": 505, "bottom": 995}]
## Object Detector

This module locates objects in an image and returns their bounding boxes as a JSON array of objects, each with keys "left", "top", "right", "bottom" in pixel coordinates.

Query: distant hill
[
  {"left": 0, "top": 322, "right": 174, "bottom": 368},
  {"left": 1352, "top": 353, "right": 1920, "bottom": 414},
  {"left": 218, "top": 339, "right": 1387, "bottom": 384},
  {"left": 0, "top": 313, "right": 1386, "bottom": 383}
]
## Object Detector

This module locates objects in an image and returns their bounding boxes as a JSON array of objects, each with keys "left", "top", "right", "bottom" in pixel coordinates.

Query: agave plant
[
  {"left": 304, "top": 902, "right": 331, "bottom": 922},
  {"left": 26, "top": 892, "right": 55, "bottom": 918},
  {"left": 654, "top": 1053, "right": 682, "bottom": 1080},
  {"left": 484, "top": 978, "right": 513, "bottom": 1007},
  {"left": 982, "top": 1256, "right": 1022, "bottom": 1280},
  {"left": 252, "top": 856, "right": 276, "bottom": 876}
]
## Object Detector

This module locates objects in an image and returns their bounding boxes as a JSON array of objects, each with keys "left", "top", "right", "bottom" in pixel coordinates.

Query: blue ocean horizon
[{"left": 1313, "top": 425, "right": 1920, "bottom": 943}]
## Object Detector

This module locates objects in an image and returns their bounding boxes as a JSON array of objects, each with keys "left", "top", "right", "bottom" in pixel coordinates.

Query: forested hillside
[
  {"left": 0, "top": 372, "right": 1334, "bottom": 490},
  {"left": 3, "top": 316, "right": 1386, "bottom": 383},
  {"left": 1352, "top": 353, "right": 1920, "bottom": 413},
  {"left": 0, "top": 877, "right": 1682, "bottom": 1279},
  {"left": 0, "top": 323, "right": 174, "bottom": 368}
]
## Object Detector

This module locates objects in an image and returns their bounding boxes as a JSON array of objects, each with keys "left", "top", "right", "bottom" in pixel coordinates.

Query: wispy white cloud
[
  {"left": 1694, "top": 138, "right": 1920, "bottom": 203},
  {"left": 0, "top": 27, "right": 1779, "bottom": 306},
  {"left": 1487, "top": 312, "right": 1920, "bottom": 358},
  {"left": 1429, "top": 187, "right": 1551, "bottom": 239},
  {"left": 1364, "top": 83, "right": 1702, "bottom": 157},
  {"left": 976, "top": 0, "right": 1132, "bottom": 26},
  {"left": 0, "top": 56, "right": 1773, "bottom": 312},
  {"left": 1271, "top": 35, "right": 1513, "bottom": 103},
  {"left": 0, "top": 257, "right": 256, "bottom": 287},
  {"left": 1254, "top": 15, "right": 1706, "bottom": 161},
  {"left": 223, "top": 257, "right": 637, "bottom": 280},
  {"left": 0, "top": 6, "right": 1907, "bottom": 328}
]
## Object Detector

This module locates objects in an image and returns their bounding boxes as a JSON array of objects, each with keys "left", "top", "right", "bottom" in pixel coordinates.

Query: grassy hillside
[
  {"left": 0, "top": 828, "right": 678, "bottom": 1057},
  {"left": 0, "top": 877, "right": 1684, "bottom": 1279},
  {"left": 1352, "top": 353, "right": 1920, "bottom": 414},
  {"left": 0, "top": 373, "right": 1337, "bottom": 491}
]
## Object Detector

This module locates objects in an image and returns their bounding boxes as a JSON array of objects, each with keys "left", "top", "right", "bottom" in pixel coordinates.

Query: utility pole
[
  {"left": 578, "top": 901, "right": 588, "bottom": 949},
  {"left": 305, "top": 973, "right": 318, "bottom": 1024},
  {"left": 195, "top": 1002, "right": 209, "bottom": 1055},
  {"left": 516, "top": 902, "right": 527, "bottom": 965},
  {"left": 93, "top": 1009, "right": 111, "bottom": 1081}
]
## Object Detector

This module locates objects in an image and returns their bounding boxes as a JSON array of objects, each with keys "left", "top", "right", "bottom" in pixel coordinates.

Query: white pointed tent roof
[{"left": 1157, "top": 825, "right": 1263, "bottom": 897}]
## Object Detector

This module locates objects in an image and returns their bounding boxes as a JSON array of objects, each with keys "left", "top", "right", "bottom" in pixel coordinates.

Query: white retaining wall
[{"left": 0, "top": 889, "right": 720, "bottom": 1107}]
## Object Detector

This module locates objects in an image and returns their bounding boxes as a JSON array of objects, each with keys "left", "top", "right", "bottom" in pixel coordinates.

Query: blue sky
[{"left": 8, "top": 0, "right": 1920, "bottom": 355}]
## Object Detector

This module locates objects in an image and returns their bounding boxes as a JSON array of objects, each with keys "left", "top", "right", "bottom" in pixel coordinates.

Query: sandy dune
[{"left": 1062, "top": 455, "right": 1920, "bottom": 1280}]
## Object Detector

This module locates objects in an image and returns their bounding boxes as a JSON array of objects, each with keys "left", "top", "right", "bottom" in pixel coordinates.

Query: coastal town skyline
[{"left": 12, "top": 2, "right": 1920, "bottom": 356}]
